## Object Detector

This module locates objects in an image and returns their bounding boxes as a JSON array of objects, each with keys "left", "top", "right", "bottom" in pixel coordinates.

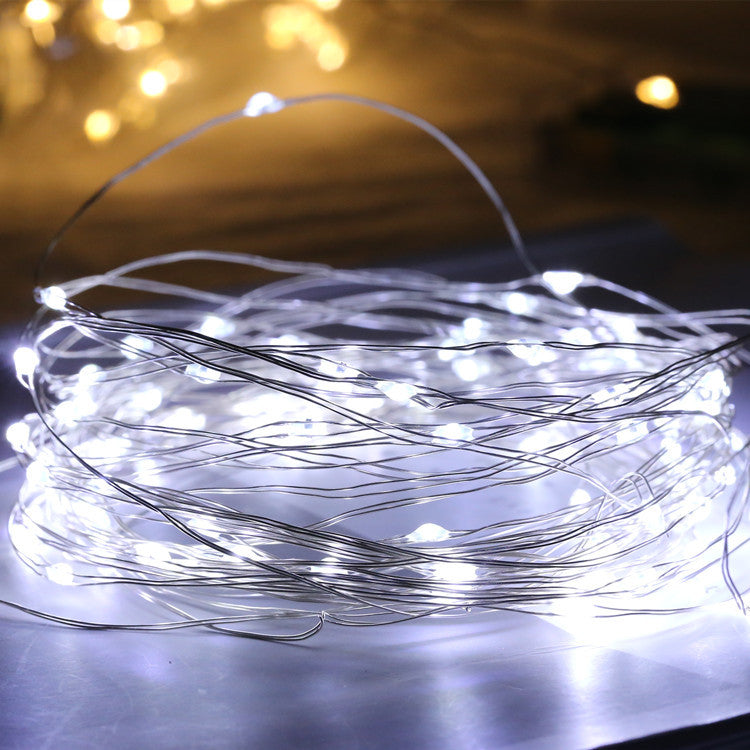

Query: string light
[
  {"left": 635, "top": 75, "right": 680, "bottom": 110},
  {"left": 99, "top": 0, "right": 131, "bottom": 22},
  {"left": 22, "top": 0, "right": 61, "bottom": 25},
  {"left": 84, "top": 109, "right": 120, "bottom": 143},
  {"left": 139, "top": 69, "right": 168, "bottom": 98},
  {"left": 3, "top": 93, "right": 749, "bottom": 640}
]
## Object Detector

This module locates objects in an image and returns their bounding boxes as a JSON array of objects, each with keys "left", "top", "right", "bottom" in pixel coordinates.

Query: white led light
[
  {"left": 730, "top": 430, "right": 746, "bottom": 452},
  {"left": 570, "top": 488, "right": 591, "bottom": 506},
  {"left": 542, "top": 270, "right": 584, "bottom": 296},
  {"left": 714, "top": 464, "right": 737, "bottom": 486},
  {"left": 507, "top": 339, "right": 556, "bottom": 366},
  {"left": 26, "top": 460, "right": 50, "bottom": 487},
  {"left": 198, "top": 315, "right": 235, "bottom": 338},
  {"left": 78, "top": 363, "right": 102, "bottom": 386},
  {"left": 452, "top": 356, "right": 488, "bottom": 382},
  {"left": 506, "top": 291, "right": 534, "bottom": 316},
  {"left": 561, "top": 327, "right": 596, "bottom": 346},
  {"left": 39, "top": 285, "right": 68, "bottom": 310},
  {"left": 433, "top": 423, "right": 474, "bottom": 443},
  {"left": 186, "top": 363, "right": 221, "bottom": 383},
  {"left": 121, "top": 335, "right": 153, "bottom": 360},
  {"left": 661, "top": 437, "right": 683, "bottom": 463},
  {"left": 243, "top": 92, "right": 284, "bottom": 117},
  {"left": 132, "top": 386, "right": 163, "bottom": 412},
  {"left": 53, "top": 394, "right": 96, "bottom": 426},
  {"left": 377, "top": 380, "right": 417, "bottom": 404},
  {"left": 163, "top": 407, "right": 206, "bottom": 431},
  {"left": 462, "top": 316, "right": 484, "bottom": 339},
  {"left": 14, "top": 346, "right": 38, "bottom": 382},
  {"left": 407, "top": 523, "right": 450, "bottom": 543},
  {"left": 608, "top": 316, "right": 639, "bottom": 342},
  {"left": 5, "top": 421, "right": 31, "bottom": 453},
  {"left": 433, "top": 561, "right": 477, "bottom": 584},
  {"left": 318, "top": 359, "right": 358, "bottom": 378},
  {"left": 639, "top": 505, "right": 665, "bottom": 535}
]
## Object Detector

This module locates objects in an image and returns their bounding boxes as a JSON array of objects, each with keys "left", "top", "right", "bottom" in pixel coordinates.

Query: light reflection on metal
[{"left": 635, "top": 75, "right": 679, "bottom": 110}]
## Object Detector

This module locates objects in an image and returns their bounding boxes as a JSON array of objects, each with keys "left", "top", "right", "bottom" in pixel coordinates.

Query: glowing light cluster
[
  {"left": 4, "top": 94, "right": 748, "bottom": 640},
  {"left": 263, "top": 2, "right": 348, "bottom": 71}
]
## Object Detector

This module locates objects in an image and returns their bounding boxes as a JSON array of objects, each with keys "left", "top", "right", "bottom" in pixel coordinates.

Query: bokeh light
[
  {"left": 99, "top": 0, "right": 131, "bottom": 22},
  {"left": 139, "top": 69, "right": 168, "bottom": 98},
  {"left": 635, "top": 75, "right": 680, "bottom": 109},
  {"left": 84, "top": 109, "right": 120, "bottom": 143}
]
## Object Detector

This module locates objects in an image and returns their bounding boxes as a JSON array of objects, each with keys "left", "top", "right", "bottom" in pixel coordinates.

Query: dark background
[{"left": 0, "top": 0, "right": 748, "bottom": 324}]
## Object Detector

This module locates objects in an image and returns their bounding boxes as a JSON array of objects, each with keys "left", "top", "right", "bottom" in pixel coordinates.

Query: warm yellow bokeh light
[
  {"left": 139, "top": 69, "right": 168, "bottom": 97},
  {"left": 114, "top": 24, "right": 140, "bottom": 51},
  {"left": 156, "top": 58, "right": 184, "bottom": 84},
  {"left": 84, "top": 109, "right": 120, "bottom": 142},
  {"left": 635, "top": 75, "right": 679, "bottom": 110},
  {"left": 31, "top": 22, "right": 56, "bottom": 47},
  {"left": 100, "top": 0, "right": 131, "bottom": 21},
  {"left": 164, "top": 0, "right": 196, "bottom": 15},
  {"left": 311, "top": 0, "right": 341, "bottom": 10},
  {"left": 115, "top": 20, "right": 164, "bottom": 50},
  {"left": 23, "top": 0, "right": 61, "bottom": 24},
  {"left": 263, "top": 3, "right": 347, "bottom": 69},
  {"left": 265, "top": 25, "right": 296, "bottom": 50},
  {"left": 92, "top": 18, "right": 119, "bottom": 45},
  {"left": 317, "top": 39, "right": 346, "bottom": 71}
]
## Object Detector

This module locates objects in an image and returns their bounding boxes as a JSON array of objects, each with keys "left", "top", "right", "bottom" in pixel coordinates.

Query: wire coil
[{"left": 5, "top": 94, "right": 750, "bottom": 639}]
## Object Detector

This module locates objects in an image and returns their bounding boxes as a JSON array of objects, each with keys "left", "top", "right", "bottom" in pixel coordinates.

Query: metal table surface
[{"left": 1, "top": 220, "right": 749, "bottom": 750}]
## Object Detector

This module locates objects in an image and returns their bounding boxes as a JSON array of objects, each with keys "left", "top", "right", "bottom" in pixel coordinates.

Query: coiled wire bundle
[{"left": 4, "top": 94, "right": 750, "bottom": 640}]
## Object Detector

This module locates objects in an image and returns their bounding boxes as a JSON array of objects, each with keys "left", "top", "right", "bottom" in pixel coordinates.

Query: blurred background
[{"left": 0, "top": 0, "right": 748, "bottom": 324}]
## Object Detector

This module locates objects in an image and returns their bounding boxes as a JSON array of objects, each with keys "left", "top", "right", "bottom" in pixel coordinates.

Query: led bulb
[
  {"left": 78, "top": 363, "right": 103, "bottom": 386},
  {"left": 570, "top": 488, "right": 591, "bottom": 506},
  {"left": 542, "top": 271, "right": 584, "bottom": 296},
  {"left": 318, "top": 360, "right": 358, "bottom": 378},
  {"left": 186, "top": 363, "right": 221, "bottom": 383},
  {"left": 377, "top": 381, "right": 417, "bottom": 404},
  {"left": 14, "top": 346, "right": 39, "bottom": 382},
  {"left": 506, "top": 292, "right": 534, "bottom": 316},
  {"left": 198, "top": 315, "right": 235, "bottom": 338},
  {"left": 132, "top": 386, "right": 162, "bottom": 411},
  {"left": 39, "top": 285, "right": 68, "bottom": 310},
  {"left": 433, "top": 561, "right": 477, "bottom": 584},
  {"left": 407, "top": 523, "right": 450, "bottom": 543},
  {"left": 121, "top": 335, "right": 153, "bottom": 360},
  {"left": 244, "top": 92, "right": 284, "bottom": 118},
  {"left": 6, "top": 421, "right": 32, "bottom": 454},
  {"left": 462, "top": 316, "right": 484, "bottom": 339}
]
